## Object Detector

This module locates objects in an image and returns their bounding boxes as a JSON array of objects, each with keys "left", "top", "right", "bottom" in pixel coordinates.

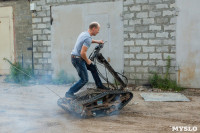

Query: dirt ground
[{"left": 0, "top": 76, "right": 199, "bottom": 133}]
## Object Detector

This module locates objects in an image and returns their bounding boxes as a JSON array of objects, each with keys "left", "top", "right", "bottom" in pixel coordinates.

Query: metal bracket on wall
[{"left": 50, "top": 6, "right": 53, "bottom": 25}]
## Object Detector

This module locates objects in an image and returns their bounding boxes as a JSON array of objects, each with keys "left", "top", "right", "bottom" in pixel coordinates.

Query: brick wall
[
  {"left": 123, "top": 0, "right": 177, "bottom": 84},
  {"left": 0, "top": 0, "right": 33, "bottom": 68},
  {"left": 31, "top": 0, "right": 177, "bottom": 84}
]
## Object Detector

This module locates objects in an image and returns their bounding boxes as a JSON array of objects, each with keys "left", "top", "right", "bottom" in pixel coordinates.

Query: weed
[
  {"left": 4, "top": 61, "right": 33, "bottom": 84},
  {"left": 149, "top": 56, "right": 185, "bottom": 92}
]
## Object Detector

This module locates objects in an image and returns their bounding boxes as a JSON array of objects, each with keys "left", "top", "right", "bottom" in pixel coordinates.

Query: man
[{"left": 65, "top": 22, "right": 109, "bottom": 98}]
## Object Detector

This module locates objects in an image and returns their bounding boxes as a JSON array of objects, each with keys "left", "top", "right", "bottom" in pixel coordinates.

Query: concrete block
[
  {"left": 143, "top": 46, "right": 155, "bottom": 52},
  {"left": 142, "top": 5, "right": 155, "bottom": 10},
  {"left": 164, "top": 25, "right": 176, "bottom": 31},
  {"left": 130, "top": 5, "right": 141, "bottom": 11},
  {"left": 142, "top": 33, "right": 155, "bottom": 38},
  {"left": 130, "top": 60, "right": 142, "bottom": 66},
  {"left": 136, "top": 0, "right": 148, "bottom": 4},
  {"left": 130, "top": 33, "right": 142, "bottom": 38},
  {"left": 156, "top": 32, "right": 169, "bottom": 38},
  {"left": 136, "top": 53, "right": 148, "bottom": 59},
  {"left": 37, "top": 11, "right": 47, "bottom": 17},
  {"left": 136, "top": 40, "right": 148, "bottom": 45},
  {"left": 38, "top": 58, "right": 48, "bottom": 63},
  {"left": 149, "top": 66, "right": 163, "bottom": 73},
  {"left": 130, "top": 47, "right": 141, "bottom": 53},
  {"left": 32, "top": 18, "right": 42, "bottom": 23},
  {"left": 149, "top": 25, "right": 161, "bottom": 31},
  {"left": 43, "top": 29, "right": 51, "bottom": 34},
  {"left": 136, "top": 26, "right": 148, "bottom": 32},
  {"left": 170, "top": 17, "right": 176, "bottom": 24},
  {"left": 149, "top": 0, "right": 162, "bottom": 3},
  {"left": 156, "top": 18, "right": 169, "bottom": 24},
  {"left": 43, "top": 41, "right": 51, "bottom": 46},
  {"left": 143, "top": 61, "right": 155, "bottom": 66},
  {"left": 124, "top": 66, "right": 135, "bottom": 73},
  {"left": 163, "top": 39, "right": 175, "bottom": 45},
  {"left": 129, "top": 19, "right": 142, "bottom": 25},
  {"left": 124, "top": 41, "right": 134, "bottom": 46},
  {"left": 43, "top": 53, "right": 51, "bottom": 58},
  {"left": 37, "top": 24, "right": 47, "bottom": 29},
  {"left": 156, "top": 46, "right": 169, "bottom": 52},
  {"left": 34, "top": 64, "right": 43, "bottom": 69},
  {"left": 33, "top": 30, "right": 42, "bottom": 34},
  {"left": 149, "top": 39, "right": 162, "bottom": 45},
  {"left": 124, "top": 13, "right": 134, "bottom": 20},
  {"left": 124, "top": 54, "right": 134, "bottom": 59},
  {"left": 38, "top": 35, "right": 47, "bottom": 40},
  {"left": 43, "top": 17, "right": 50, "bottom": 22},
  {"left": 124, "top": 46, "right": 129, "bottom": 53},
  {"left": 34, "top": 53, "right": 43, "bottom": 58},
  {"left": 124, "top": 0, "right": 134, "bottom": 6},
  {"left": 149, "top": 53, "right": 162, "bottom": 59},
  {"left": 136, "top": 12, "right": 148, "bottom": 18},
  {"left": 124, "top": 20, "right": 128, "bottom": 25},
  {"left": 130, "top": 73, "right": 142, "bottom": 80},
  {"left": 33, "top": 41, "right": 43, "bottom": 46},
  {"left": 163, "top": 10, "right": 176, "bottom": 16},
  {"left": 124, "top": 7, "right": 128, "bottom": 12},
  {"left": 136, "top": 67, "right": 148, "bottom": 72},
  {"left": 156, "top": 60, "right": 167, "bottom": 66},
  {"left": 163, "top": 53, "right": 176, "bottom": 59},
  {"left": 143, "top": 18, "right": 155, "bottom": 24},
  {"left": 124, "top": 26, "right": 135, "bottom": 32},
  {"left": 149, "top": 11, "right": 161, "bottom": 17},
  {"left": 37, "top": 47, "right": 47, "bottom": 52},
  {"left": 156, "top": 4, "right": 168, "bottom": 9}
]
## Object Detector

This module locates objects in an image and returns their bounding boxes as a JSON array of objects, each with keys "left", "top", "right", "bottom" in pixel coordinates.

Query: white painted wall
[
  {"left": 51, "top": 1, "right": 124, "bottom": 83},
  {"left": 0, "top": 7, "right": 14, "bottom": 75},
  {"left": 176, "top": 0, "right": 200, "bottom": 88}
]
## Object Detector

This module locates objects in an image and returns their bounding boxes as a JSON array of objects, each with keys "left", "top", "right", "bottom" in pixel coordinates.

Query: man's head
[{"left": 89, "top": 22, "right": 100, "bottom": 36}]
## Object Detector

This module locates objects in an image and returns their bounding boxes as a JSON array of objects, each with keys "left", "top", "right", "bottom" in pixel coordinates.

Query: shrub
[
  {"left": 4, "top": 62, "right": 33, "bottom": 84},
  {"left": 149, "top": 56, "right": 184, "bottom": 92}
]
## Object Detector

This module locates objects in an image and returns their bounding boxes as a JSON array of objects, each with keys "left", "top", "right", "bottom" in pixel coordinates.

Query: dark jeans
[{"left": 66, "top": 56, "right": 104, "bottom": 95}]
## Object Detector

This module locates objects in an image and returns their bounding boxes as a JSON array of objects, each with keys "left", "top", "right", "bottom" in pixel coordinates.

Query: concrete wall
[
  {"left": 123, "top": 0, "right": 177, "bottom": 84},
  {"left": 0, "top": 0, "right": 33, "bottom": 68},
  {"left": 31, "top": 0, "right": 177, "bottom": 84},
  {"left": 51, "top": 2, "right": 124, "bottom": 83},
  {"left": 176, "top": 0, "right": 200, "bottom": 88}
]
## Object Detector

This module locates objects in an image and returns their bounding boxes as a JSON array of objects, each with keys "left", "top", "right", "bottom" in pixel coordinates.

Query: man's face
[{"left": 92, "top": 26, "right": 100, "bottom": 36}]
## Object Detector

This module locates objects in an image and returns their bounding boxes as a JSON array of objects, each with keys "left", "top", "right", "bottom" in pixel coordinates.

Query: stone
[
  {"left": 136, "top": 12, "right": 148, "bottom": 18},
  {"left": 135, "top": 86, "right": 148, "bottom": 91},
  {"left": 136, "top": 53, "right": 148, "bottom": 59},
  {"left": 149, "top": 25, "right": 161, "bottom": 31},
  {"left": 130, "top": 5, "right": 141, "bottom": 11}
]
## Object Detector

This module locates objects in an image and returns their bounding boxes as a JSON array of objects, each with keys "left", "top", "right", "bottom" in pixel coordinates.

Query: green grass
[
  {"left": 4, "top": 62, "right": 33, "bottom": 84},
  {"left": 149, "top": 56, "right": 185, "bottom": 92}
]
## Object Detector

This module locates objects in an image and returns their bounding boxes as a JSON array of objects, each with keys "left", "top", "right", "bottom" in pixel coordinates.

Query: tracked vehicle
[{"left": 57, "top": 43, "right": 133, "bottom": 118}]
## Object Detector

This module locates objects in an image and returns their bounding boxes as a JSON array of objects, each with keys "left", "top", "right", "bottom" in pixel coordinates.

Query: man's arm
[
  {"left": 80, "top": 45, "right": 91, "bottom": 65},
  {"left": 92, "top": 40, "right": 104, "bottom": 44}
]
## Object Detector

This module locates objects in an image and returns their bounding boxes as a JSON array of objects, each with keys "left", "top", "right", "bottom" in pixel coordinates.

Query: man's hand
[
  {"left": 86, "top": 59, "right": 92, "bottom": 65},
  {"left": 92, "top": 40, "right": 104, "bottom": 44},
  {"left": 98, "top": 40, "right": 104, "bottom": 44}
]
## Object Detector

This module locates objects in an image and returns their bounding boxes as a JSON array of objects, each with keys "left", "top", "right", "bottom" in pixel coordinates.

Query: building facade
[{"left": 2, "top": 0, "right": 199, "bottom": 88}]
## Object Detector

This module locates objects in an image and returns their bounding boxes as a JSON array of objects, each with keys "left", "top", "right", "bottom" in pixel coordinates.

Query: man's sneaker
[
  {"left": 65, "top": 93, "right": 75, "bottom": 99},
  {"left": 97, "top": 85, "right": 110, "bottom": 90}
]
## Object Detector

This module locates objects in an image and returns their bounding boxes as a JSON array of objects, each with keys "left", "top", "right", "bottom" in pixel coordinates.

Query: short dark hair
[{"left": 89, "top": 22, "right": 99, "bottom": 29}]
